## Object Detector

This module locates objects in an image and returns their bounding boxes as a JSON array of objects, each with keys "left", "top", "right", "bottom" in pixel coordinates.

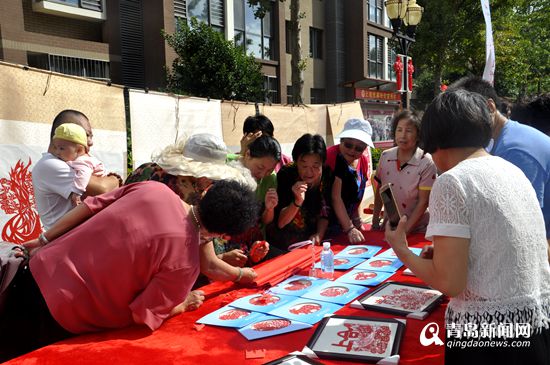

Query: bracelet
[
  {"left": 344, "top": 226, "right": 355, "bottom": 235},
  {"left": 39, "top": 232, "right": 49, "bottom": 246},
  {"left": 293, "top": 200, "right": 302, "bottom": 208},
  {"left": 234, "top": 267, "right": 243, "bottom": 282},
  {"left": 107, "top": 172, "right": 123, "bottom": 187}
]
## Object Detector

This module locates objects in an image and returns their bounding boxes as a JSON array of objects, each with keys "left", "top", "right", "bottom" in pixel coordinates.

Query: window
[
  {"left": 368, "top": 34, "right": 383, "bottom": 79},
  {"left": 310, "top": 88, "right": 326, "bottom": 104},
  {"left": 48, "top": 0, "right": 103, "bottom": 12},
  {"left": 179, "top": 0, "right": 224, "bottom": 32},
  {"left": 28, "top": 52, "right": 110, "bottom": 81},
  {"left": 264, "top": 76, "right": 279, "bottom": 103},
  {"left": 234, "top": 1, "right": 273, "bottom": 60},
  {"left": 387, "top": 47, "right": 397, "bottom": 81},
  {"left": 368, "top": 0, "right": 383, "bottom": 24},
  {"left": 309, "top": 27, "right": 323, "bottom": 59},
  {"left": 285, "top": 21, "right": 293, "bottom": 54}
]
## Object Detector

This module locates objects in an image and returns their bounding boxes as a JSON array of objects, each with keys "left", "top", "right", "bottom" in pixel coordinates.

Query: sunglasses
[{"left": 343, "top": 141, "right": 367, "bottom": 153}]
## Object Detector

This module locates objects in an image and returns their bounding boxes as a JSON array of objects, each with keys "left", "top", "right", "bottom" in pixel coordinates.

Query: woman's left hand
[
  {"left": 182, "top": 290, "right": 205, "bottom": 312},
  {"left": 384, "top": 215, "right": 409, "bottom": 255},
  {"left": 221, "top": 249, "right": 248, "bottom": 267},
  {"left": 264, "top": 189, "right": 278, "bottom": 211}
]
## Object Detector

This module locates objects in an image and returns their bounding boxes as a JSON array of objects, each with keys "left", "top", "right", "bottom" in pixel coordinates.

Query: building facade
[{"left": 0, "top": 0, "right": 400, "bottom": 125}]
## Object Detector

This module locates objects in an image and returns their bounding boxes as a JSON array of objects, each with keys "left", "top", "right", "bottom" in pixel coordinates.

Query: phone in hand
[{"left": 379, "top": 183, "right": 401, "bottom": 229}]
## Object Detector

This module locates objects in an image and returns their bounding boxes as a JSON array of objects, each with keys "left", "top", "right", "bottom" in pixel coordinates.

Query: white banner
[
  {"left": 481, "top": 0, "right": 495, "bottom": 84},
  {"left": 0, "top": 120, "right": 125, "bottom": 244},
  {"left": 129, "top": 90, "right": 223, "bottom": 168}
]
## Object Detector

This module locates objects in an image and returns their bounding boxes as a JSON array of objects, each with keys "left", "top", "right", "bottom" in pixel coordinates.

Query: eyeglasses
[{"left": 343, "top": 141, "right": 367, "bottom": 153}]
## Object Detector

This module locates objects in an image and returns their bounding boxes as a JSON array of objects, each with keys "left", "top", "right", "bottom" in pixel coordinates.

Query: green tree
[
  {"left": 164, "top": 18, "right": 264, "bottom": 101},
  {"left": 410, "top": 0, "right": 548, "bottom": 108}
]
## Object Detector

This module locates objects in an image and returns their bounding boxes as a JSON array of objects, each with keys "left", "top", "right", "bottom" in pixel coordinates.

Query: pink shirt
[
  {"left": 375, "top": 147, "right": 437, "bottom": 227},
  {"left": 67, "top": 154, "right": 106, "bottom": 193},
  {"left": 30, "top": 182, "right": 200, "bottom": 333}
]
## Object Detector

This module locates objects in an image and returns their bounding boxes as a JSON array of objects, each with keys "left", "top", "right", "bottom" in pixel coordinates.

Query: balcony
[{"left": 32, "top": 0, "right": 106, "bottom": 21}]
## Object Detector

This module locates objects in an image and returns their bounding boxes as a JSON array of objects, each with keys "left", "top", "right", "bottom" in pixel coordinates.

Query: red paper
[
  {"left": 252, "top": 246, "right": 322, "bottom": 287},
  {"left": 245, "top": 349, "right": 266, "bottom": 359}
]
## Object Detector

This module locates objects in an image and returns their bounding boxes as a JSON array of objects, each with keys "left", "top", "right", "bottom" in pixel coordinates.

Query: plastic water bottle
[{"left": 320, "top": 241, "right": 334, "bottom": 280}]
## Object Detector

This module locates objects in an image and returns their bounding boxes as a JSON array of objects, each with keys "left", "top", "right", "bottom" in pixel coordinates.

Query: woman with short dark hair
[
  {"left": 386, "top": 90, "right": 550, "bottom": 365},
  {"left": 372, "top": 109, "right": 437, "bottom": 233},
  {"left": 267, "top": 134, "right": 332, "bottom": 249}
]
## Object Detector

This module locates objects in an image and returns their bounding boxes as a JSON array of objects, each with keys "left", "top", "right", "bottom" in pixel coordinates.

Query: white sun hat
[
  {"left": 338, "top": 118, "right": 375, "bottom": 148},
  {"left": 152, "top": 133, "right": 257, "bottom": 190}
]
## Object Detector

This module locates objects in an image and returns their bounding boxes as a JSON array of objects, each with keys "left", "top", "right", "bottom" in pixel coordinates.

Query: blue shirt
[{"left": 491, "top": 120, "right": 550, "bottom": 238}]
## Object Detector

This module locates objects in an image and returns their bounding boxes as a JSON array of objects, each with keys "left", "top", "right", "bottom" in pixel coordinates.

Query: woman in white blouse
[{"left": 386, "top": 90, "right": 550, "bottom": 364}]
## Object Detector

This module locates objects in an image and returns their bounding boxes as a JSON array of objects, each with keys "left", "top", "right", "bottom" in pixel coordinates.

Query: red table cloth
[{"left": 6, "top": 230, "right": 446, "bottom": 365}]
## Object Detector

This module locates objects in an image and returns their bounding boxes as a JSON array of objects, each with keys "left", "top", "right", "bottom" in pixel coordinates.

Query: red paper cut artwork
[
  {"left": 375, "top": 288, "right": 437, "bottom": 311},
  {"left": 320, "top": 286, "right": 349, "bottom": 297},
  {"left": 289, "top": 303, "right": 321, "bottom": 315},
  {"left": 334, "top": 258, "right": 350, "bottom": 266},
  {"left": 252, "top": 319, "right": 291, "bottom": 331},
  {"left": 354, "top": 272, "right": 377, "bottom": 281},
  {"left": 284, "top": 279, "right": 312, "bottom": 291},
  {"left": 249, "top": 294, "right": 280, "bottom": 306},
  {"left": 333, "top": 323, "right": 391, "bottom": 354},
  {"left": 219, "top": 309, "right": 250, "bottom": 320},
  {"left": 348, "top": 248, "right": 368, "bottom": 255},
  {"left": 369, "top": 260, "right": 392, "bottom": 268},
  {"left": 0, "top": 159, "right": 41, "bottom": 243}
]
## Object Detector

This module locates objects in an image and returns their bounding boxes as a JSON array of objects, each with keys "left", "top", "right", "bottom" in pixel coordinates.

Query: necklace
[{"left": 190, "top": 205, "right": 201, "bottom": 229}]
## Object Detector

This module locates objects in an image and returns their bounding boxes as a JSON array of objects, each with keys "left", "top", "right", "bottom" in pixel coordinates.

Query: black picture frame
[
  {"left": 263, "top": 354, "right": 324, "bottom": 365},
  {"left": 352, "top": 281, "right": 444, "bottom": 317},
  {"left": 306, "top": 315, "right": 405, "bottom": 362}
]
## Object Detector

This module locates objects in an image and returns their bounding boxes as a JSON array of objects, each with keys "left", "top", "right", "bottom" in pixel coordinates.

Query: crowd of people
[{"left": 0, "top": 76, "right": 549, "bottom": 364}]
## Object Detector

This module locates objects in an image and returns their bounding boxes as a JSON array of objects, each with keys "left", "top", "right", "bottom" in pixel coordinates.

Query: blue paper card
[
  {"left": 229, "top": 293, "right": 295, "bottom": 314},
  {"left": 355, "top": 257, "right": 403, "bottom": 273},
  {"left": 238, "top": 314, "right": 312, "bottom": 340},
  {"left": 376, "top": 247, "right": 422, "bottom": 259},
  {"left": 268, "top": 298, "right": 343, "bottom": 325},
  {"left": 301, "top": 281, "right": 369, "bottom": 305},
  {"left": 334, "top": 245, "right": 383, "bottom": 259},
  {"left": 196, "top": 305, "right": 265, "bottom": 328},
  {"left": 314, "top": 256, "right": 365, "bottom": 270},
  {"left": 335, "top": 269, "right": 394, "bottom": 287},
  {"left": 269, "top": 275, "right": 328, "bottom": 298}
]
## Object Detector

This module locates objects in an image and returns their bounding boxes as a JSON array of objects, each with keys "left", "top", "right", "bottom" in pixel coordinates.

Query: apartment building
[{"left": 0, "top": 0, "right": 400, "bottom": 122}]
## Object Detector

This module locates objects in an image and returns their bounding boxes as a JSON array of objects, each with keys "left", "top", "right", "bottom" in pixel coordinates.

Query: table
[{"left": 7, "top": 231, "right": 446, "bottom": 365}]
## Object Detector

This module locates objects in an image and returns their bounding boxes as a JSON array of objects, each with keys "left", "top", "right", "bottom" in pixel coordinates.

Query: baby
[{"left": 51, "top": 123, "right": 107, "bottom": 206}]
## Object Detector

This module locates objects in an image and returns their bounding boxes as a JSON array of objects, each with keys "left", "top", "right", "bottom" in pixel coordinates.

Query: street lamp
[{"left": 385, "top": 0, "right": 423, "bottom": 109}]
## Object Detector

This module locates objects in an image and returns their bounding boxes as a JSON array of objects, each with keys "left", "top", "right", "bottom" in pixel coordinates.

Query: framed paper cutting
[
  {"left": 350, "top": 282, "right": 444, "bottom": 319},
  {"left": 301, "top": 281, "right": 369, "bottom": 305},
  {"left": 334, "top": 245, "right": 382, "bottom": 259},
  {"left": 304, "top": 315, "right": 405, "bottom": 363},
  {"left": 263, "top": 354, "right": 324, "bottom": 365},
  {"left": 268, "top": 298, "right": 343, "bottom": 325},
  {"left": 335, "top": 269, "right": 394, "bottom": 287},
  {"left": 269, "top": 275, "right": 328, "bottom": 298},
  {"left": 196, "top": 305, "right": 264, "bottom": 328},
  {"left": 238, "top": 315, "right": 312, "bottom": 340}
]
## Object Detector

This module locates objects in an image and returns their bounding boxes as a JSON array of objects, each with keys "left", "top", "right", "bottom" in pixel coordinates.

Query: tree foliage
[
  {"left": 411, "top": 0, "right": 549, "bottom": 109},
  {"left": 164, "top": 18, "right": 264, "bottom": 101}
]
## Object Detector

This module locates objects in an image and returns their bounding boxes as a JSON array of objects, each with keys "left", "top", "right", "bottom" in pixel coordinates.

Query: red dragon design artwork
[{"left": 0, "top": 159, "right": 41, "bottom": 243}]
